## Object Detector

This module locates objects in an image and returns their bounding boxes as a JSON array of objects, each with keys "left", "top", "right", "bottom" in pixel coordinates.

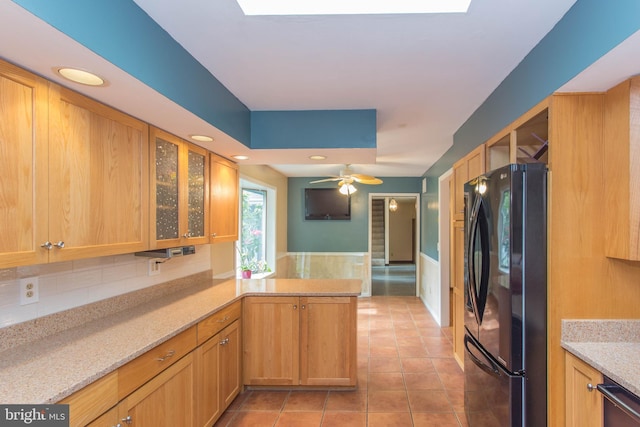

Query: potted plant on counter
[{"left": 237, "top": 248, "right": 270, "bottom": 279}]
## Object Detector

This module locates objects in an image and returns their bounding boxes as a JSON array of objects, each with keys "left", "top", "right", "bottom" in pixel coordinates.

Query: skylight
[{"left": 236, "top": 0, "right": 472, "bottom": 16}]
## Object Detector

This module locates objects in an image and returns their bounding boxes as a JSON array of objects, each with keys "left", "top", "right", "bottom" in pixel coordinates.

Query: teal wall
[
  {"left": 251, "top": 110, "right": 376, "bottom": 149},
  {"left": 288, "top": 177, "right": 420, "bottom": 252},
  {"left": 421, "top": 0, "right": 640, "bottom": 260}
]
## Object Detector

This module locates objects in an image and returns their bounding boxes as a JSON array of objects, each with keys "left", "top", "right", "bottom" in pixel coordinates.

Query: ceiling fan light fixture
[
  {"left": 339, "top": 183, "right": 357, "bottom": 195},
  {"left": 389, "top": 198, "right": 398, "bottom": 212}
]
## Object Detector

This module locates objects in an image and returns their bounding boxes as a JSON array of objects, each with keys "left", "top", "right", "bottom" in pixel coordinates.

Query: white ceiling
[{"left": 6, "top": 0, "right": 637, "bottom": 180}]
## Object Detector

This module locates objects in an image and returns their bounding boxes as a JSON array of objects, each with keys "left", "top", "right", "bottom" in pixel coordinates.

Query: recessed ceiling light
[
  {"left": 236, "top": 0, "right": 471, "bottom": 15},
  {"left": 190, "top": 135, "right": 214, "bottom": 142},
  {"left": 56, "top": 67, "right": 105, "bottom": 86},
  {"left": 309, "top": 155, "right": 326, "bottom": 160},
  {"left": 233, "top": 155, "right": 249, "bottom": 160}
]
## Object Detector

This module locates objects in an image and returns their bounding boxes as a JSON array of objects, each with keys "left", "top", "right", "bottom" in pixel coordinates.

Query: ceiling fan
[{"left": 309, "top": 165, "right": 383, "bottom": 194}]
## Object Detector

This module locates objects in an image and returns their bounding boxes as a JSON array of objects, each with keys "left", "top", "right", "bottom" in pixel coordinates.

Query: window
[{"left": 237, "top": 178, "right": 276, "bottom": 277}]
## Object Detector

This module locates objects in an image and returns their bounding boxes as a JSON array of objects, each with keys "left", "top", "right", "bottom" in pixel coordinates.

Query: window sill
[{"left": 237, "top": 271, "right": 275, "bottom": 280}]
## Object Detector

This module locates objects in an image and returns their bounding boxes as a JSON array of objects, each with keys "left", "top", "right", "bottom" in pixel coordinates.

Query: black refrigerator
[{"left": 463, "top": 163, "right": 547, "bottom": 427}]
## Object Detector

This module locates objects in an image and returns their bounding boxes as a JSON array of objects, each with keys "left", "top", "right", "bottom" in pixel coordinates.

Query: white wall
[
  {"left": 0, "top": 245, "right": 212, "bottom": 328},
  {"left": 420, "top": 253, "right": 447, "bottom": 326}
]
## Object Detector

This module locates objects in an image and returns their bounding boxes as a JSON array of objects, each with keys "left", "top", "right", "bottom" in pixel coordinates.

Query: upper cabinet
[
  {"left": 604, "top": 77, "right": 640, "bottom": 260},
  {"left": 209, "top": 153, "right": 239, "bottom": 243},
  {"left": 452, "top": 144, "right": 485, "bottom": 221},
  {"left": 0, "top": 61, "right": 49, "bottom": 268},
  {"left": 47, "top": 85, "right": 150, "bottom": 262},
  {"left": 150, "top": 127, "right": 209, "bottom": 248}
]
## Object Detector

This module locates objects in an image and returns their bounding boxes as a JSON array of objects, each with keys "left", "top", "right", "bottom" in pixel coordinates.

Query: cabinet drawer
[
  {"left": 118, "top": 326, "right": 196, "bottom": 399},
  {"left": 197, "top": 300, "right": 242, "bottom": 345},
  {"left": 60, "top": 371, "right": 118, "bottom": 427}
]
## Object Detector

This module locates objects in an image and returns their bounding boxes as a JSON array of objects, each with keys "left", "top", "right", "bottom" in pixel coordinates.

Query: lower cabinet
[
  {"left": 243, "top": 296, "right": 357, "bottom": 387},
  {"left": 60, "top": 306, "right": 242, "bottom": 427},
  {"left": 119, "top": 353, "right": 196, "bottom": 426},
  {"left": 565, "top": 351, "right": 603, "bottom": 427},
  {"left": 195, "top": 320, "right": 241, "bottom": 427}
]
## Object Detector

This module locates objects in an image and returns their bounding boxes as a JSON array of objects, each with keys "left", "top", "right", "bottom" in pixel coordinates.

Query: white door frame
[{"left": 368, "top": 192, "right": 421, "bottom": 297}]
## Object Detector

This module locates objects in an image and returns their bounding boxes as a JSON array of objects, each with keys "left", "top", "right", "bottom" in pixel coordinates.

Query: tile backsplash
[{"left": 0, "top": 245, "right": 212, "bottom": 328}]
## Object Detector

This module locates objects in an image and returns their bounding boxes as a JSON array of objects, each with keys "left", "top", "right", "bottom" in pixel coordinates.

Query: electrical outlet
[
  {"left": 148, "top": 259, "right": 161, "bottom": 276},
  {"left": 19, "top": 277, "right": 39, "bottom": 305}
]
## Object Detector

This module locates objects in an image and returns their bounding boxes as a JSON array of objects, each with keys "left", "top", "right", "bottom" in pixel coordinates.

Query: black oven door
[{"left": 599, "top": 376, "right": 640, "bottom": 426}]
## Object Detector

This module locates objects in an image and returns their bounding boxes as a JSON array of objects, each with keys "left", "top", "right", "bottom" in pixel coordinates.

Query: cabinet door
[
  {"left": 243, "top": 296, "right": 299, "bottom": 385},
  {"left": 120, "top": 353, "right": 195, "bottom": 427},
  {"left": 0, "top": 61, "right": 49, "bottom": 268},
  {"left": 219, "top": 320, "right": 242, "bottom": 408},
  {"left": 195, "top": 334, "right": 221, "bottom": 427},
  {"left": 565, "top": 352, "right": 603, "bottom": 427},
  {"left": 300, "top": 296, "right": 357, "bottom": 386},
  {"left": 209, "top": 154, "right": 239, "bottom": 243},
  {"left": 48, "top": 85, "right": 149, "bottom": 261},
  {"left": 451, "top": 221, "right": 465, "bottom": 368},
  {"left": 185, "top": 143, "right": 209, "bottom": 245},
  {"left": 466, "top": 144, "right": 486, "bottom": 181}
]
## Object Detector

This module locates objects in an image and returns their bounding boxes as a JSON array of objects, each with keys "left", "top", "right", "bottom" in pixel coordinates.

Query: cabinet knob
[
  {"left": 217, "top": 315, "right": 230, "bottom": 323},
  {"left": 301, "top": 305, "right": 306, "bottom": 310},
  {"left": 293, "top": 305, "right": 298, "bottom": 310},
  {"left": 220, "top": 338, "right": 230, "bottom": 346},
  {"left": 41, "top": 241, "right": 53, "bottom": 250},
  {"left": 54, "top": 241, "right": 65, "bottom": 249},
  {"left": 182, "top": 232, "right": 191, "bottom": 238},
  {"left": 587, "top": 383, "right": 595, "bottom": 392},
  {"left": 211, "top": 233, "right": 217, "bottom": 237},
  {"left": 121, "top": 416, "right": 132, "bottom": 425}
]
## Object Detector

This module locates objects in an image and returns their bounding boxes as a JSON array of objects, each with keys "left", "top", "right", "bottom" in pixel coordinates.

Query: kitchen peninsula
[{"left": 0, "top": 274, "right": 361, "bottom": 426}]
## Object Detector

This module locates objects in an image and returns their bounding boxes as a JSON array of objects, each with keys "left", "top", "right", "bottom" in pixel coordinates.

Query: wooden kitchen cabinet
[
  {"left": 243, "top": 296, "right": 300, "bottom": 385},
  {"left": 46, "top": 84, "right": 150, "bottom": 262},
  {"left": 209, "top": 153, "right": 239, "bottom": 243},
  {"left": 243, "top": 296, "right": 357, "bottom": 387},
  {"left": 452, "top": 144, "right": 485, "bottom": 221},
  {"left": 195, "top": 306, "right": 242, "bottom": 427},
  {"left": 565, "top": 351, "right": 603, "bottom": 427},
  {"left": 60, "top": 371, "right": 119, "bottom": 427},
  {"left": 604, "top": 77, "right": 640, "bottom": 260},
  {"left": 299, "top": 296, "right": 357, "bottom": 386},
  {"left": 119, "top": 352, "right": 196, "bottom": 427},
  {"left": 0, "top": 60, "right": 49, "bottom": 268},
  {"left": 150, "top": 127, "right": 209, "bottom": 248},
  {"left": 450, "top": 221, "right": 465, "bottom": 368}
]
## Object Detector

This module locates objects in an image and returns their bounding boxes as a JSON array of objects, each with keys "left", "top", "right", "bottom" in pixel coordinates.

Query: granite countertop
[
  {"left": 0, "top": 277, "right": 361, "bottom": 404},
  {"left": 561, "top": 319, "right": 640, "bottom": 395}
]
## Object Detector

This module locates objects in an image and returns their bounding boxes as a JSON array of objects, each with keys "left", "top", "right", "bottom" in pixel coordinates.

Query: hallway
[
  {"left": 371, "top": 264, "right": 417, "bottom": 296},
  {"left": 215, "top": 296, "right": 466, "bottom": 427}
]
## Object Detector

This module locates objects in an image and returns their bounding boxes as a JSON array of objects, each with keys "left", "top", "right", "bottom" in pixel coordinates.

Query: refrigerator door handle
[
  {"left": 466, "top": 195, "right": 490, "bottom": 325},
  {"left": 464, "top": 334, "right": 503, "bottom": 378}
]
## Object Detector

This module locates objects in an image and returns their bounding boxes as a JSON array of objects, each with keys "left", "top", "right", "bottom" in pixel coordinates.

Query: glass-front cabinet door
[{"left": 150, "top": 127, "right": 209, "bottom": 248}]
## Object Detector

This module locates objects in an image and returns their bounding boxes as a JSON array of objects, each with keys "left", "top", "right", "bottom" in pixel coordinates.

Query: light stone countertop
[
  {"left": 561, "top": 319, "right": 640, "bottom": 395},
  {"left": 0, "top": 277, "right": 362, "bottom": 404}
]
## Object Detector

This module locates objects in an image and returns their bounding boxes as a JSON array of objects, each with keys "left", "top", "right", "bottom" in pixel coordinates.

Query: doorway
[{"left": 369, "top": 194, "right": 420, "bottom": 296}]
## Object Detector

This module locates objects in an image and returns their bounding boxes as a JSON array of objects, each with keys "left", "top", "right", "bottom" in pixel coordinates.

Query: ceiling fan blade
[
  {"left": 351, "top": 174, "right": 383, "bottom": 185},
  {"left": 309, "top": 177, "right": 341, "bottom": 184}
]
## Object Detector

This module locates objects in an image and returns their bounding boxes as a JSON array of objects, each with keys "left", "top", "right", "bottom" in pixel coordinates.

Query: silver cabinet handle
[
  {"left": 41, "top": 241, "right": 53, "bottom": 250},
  {"left": 587, "top": 383, "right": 595, "bottom": 392},
  {"left": 121, "top": 416, "right": 132, "bottom": 425},
  {"left": 182, "top": 232, "right": 190, "bottom": 238},
  {"left": 155, "top": 349, "right": 175, "bottom": 362},
  {"left": 54, "top": 241, "right": 65, "bottom": 249},
  {"left": 293, "top": 305, "right": 297, "bottom": 310},
  {"left": 217, "top": 315, "right": 230, "bottom": 323},
  {"left": 301, "top": 305, "right": 306, "bottom": 310},
  {"left": 220, "top": 338, "right": 229, "bottom": 346}
]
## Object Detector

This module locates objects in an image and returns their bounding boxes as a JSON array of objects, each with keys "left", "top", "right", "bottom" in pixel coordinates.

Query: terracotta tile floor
[{"left": 215, "top": 296, "right": 468, "bottom": 427}]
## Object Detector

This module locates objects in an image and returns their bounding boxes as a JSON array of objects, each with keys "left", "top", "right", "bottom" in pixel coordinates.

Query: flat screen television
[{"left": 304, "top": 188, "right": 351, "bottom": 220}]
